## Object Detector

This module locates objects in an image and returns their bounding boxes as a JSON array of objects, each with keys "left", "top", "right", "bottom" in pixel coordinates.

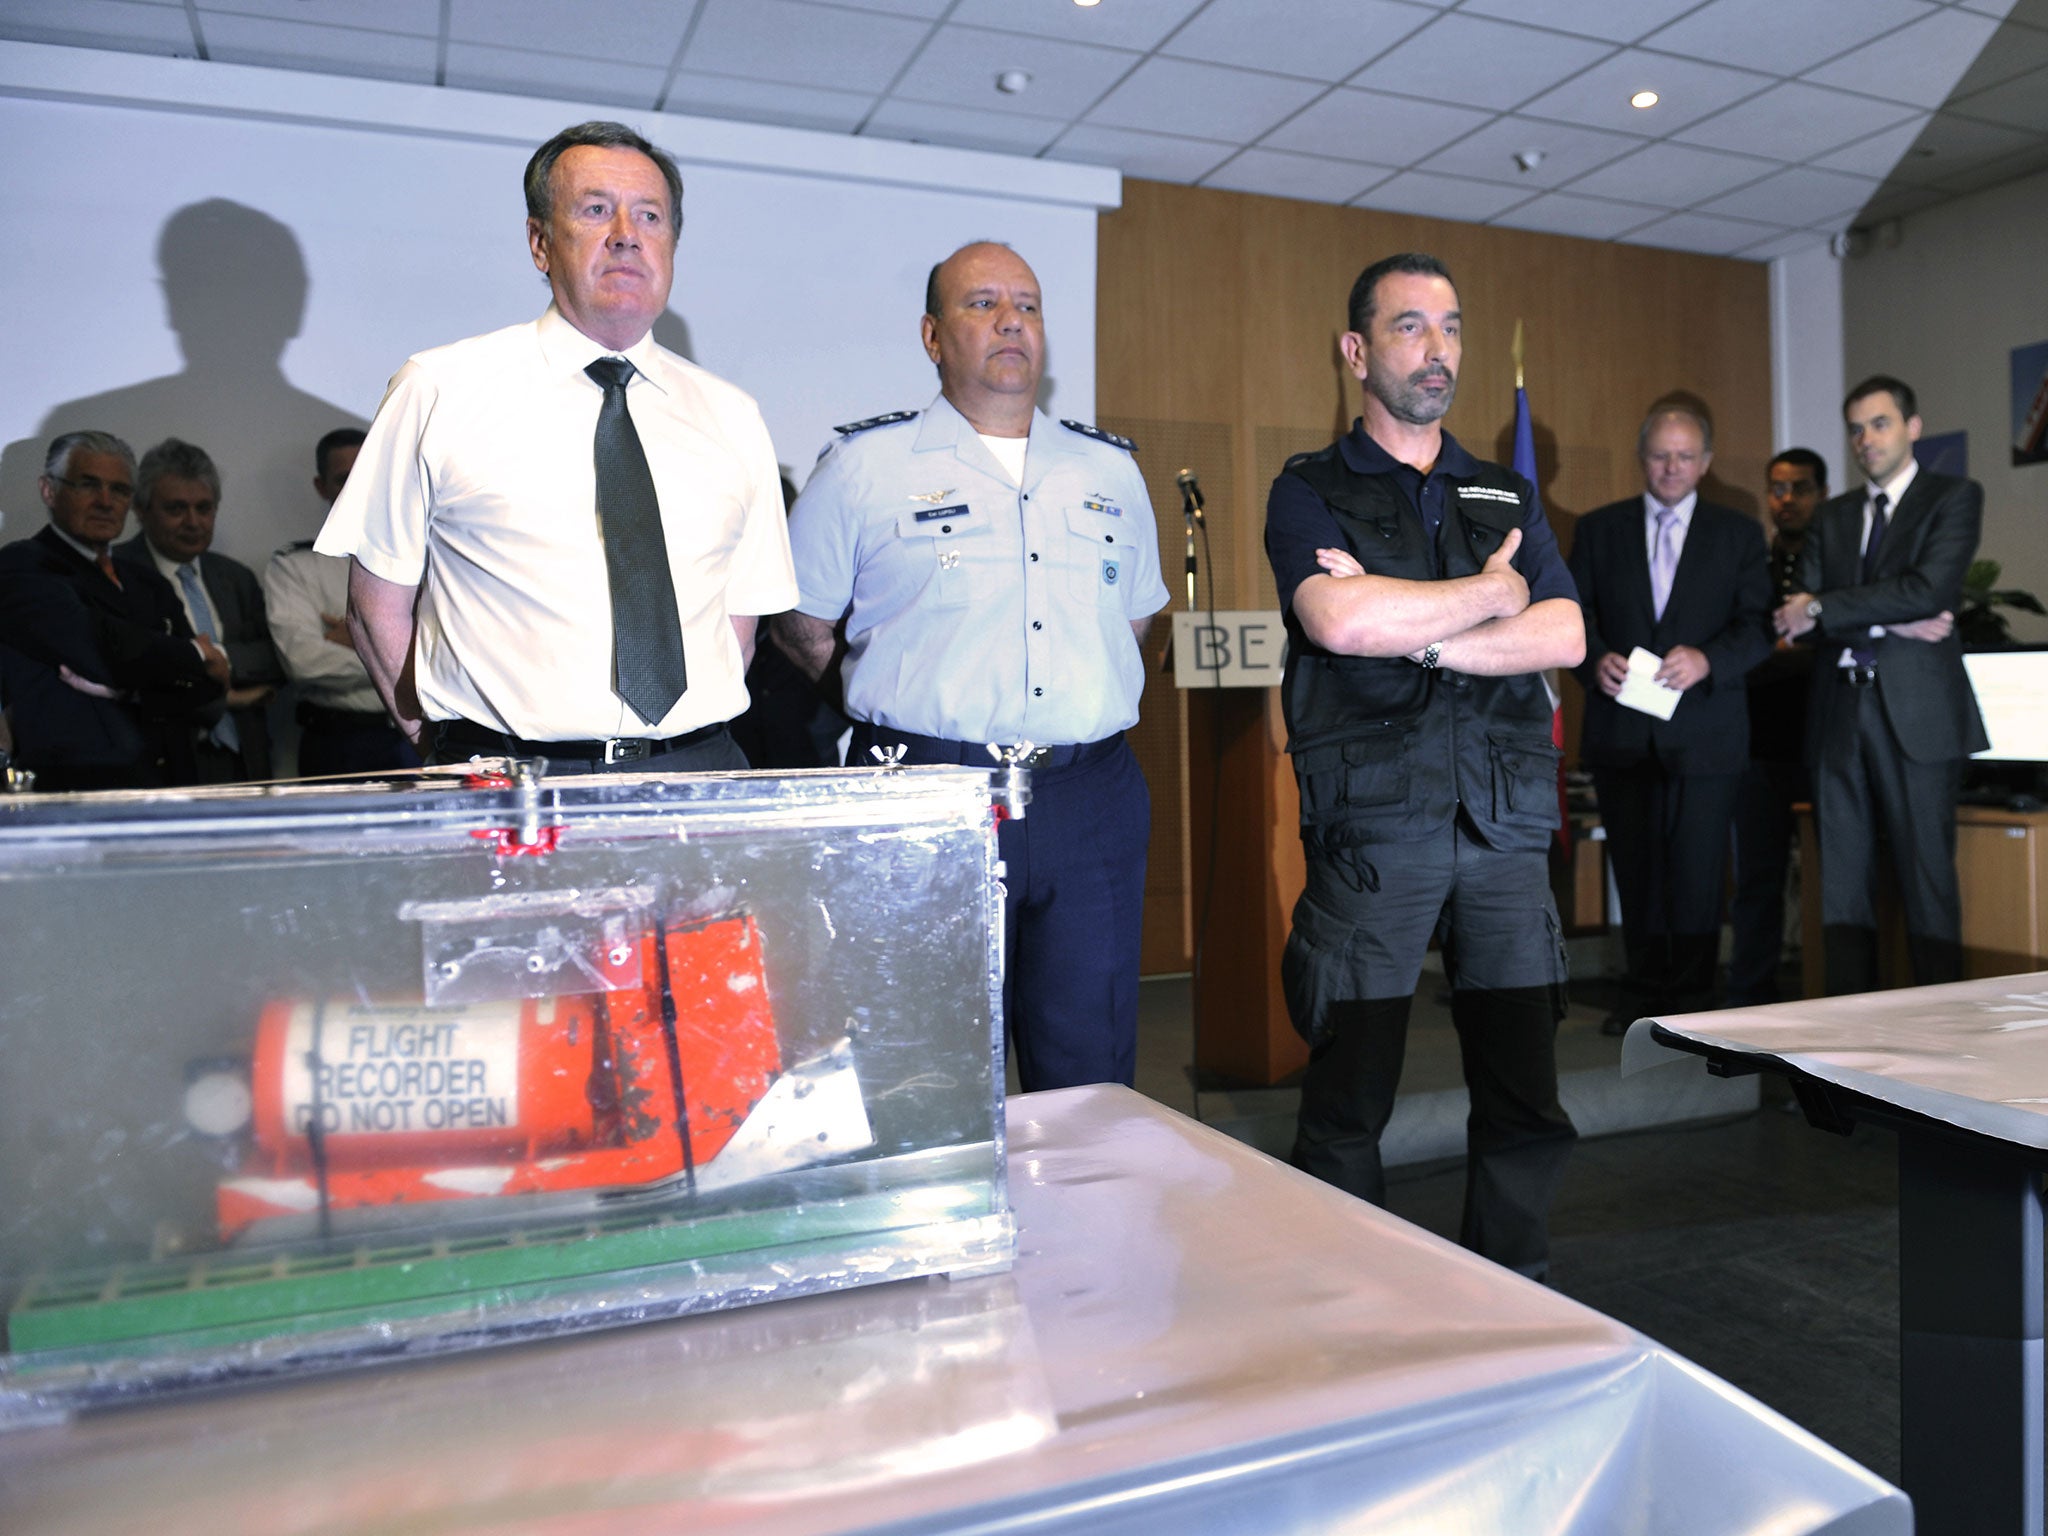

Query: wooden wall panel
[{"left": 1101, "top": 179, "right": 1773, "bottom": 975}]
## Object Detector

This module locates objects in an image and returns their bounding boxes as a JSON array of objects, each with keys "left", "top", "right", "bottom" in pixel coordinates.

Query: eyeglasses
[{"left": 51, "top": 475, "right": 135, "bottom": 501}]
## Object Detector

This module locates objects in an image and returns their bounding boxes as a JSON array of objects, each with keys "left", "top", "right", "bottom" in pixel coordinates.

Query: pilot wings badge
[{"left": 908, "top": 488, "right": 957, "bottom": 504}]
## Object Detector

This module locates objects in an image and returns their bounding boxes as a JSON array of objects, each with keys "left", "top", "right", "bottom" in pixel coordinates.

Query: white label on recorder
[{"left": 282, "top": 1000, "right": 522, "bottom": 1137}]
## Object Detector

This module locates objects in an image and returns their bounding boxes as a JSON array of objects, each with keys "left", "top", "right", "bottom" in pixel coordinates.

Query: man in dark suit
[
  {"left": 1571, "top": 406, "right": 1772, "bottom": 1025},
  {"left": 1775, "top": 375, "right": 1986, "bottom": 993},
  {"left": 0, "top": 430, "right": 226, "bottom": 790},
  {"left": 118, "top": 437, "right": 283, "bottom": 782}
]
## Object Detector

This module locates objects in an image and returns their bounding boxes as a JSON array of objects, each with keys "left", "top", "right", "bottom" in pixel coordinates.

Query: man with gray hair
[
  {"left": 0, "top": 430, "right": 225, "bottom": 789},
  {"left": 118, "top": 437, "right": 283, "bottom": 781},
  {"left": 317, "top": 119, "right": 794, "bottom": 771},
  {"left": 1569, "top": 403, "right": 1772, "bottom": 1026}
]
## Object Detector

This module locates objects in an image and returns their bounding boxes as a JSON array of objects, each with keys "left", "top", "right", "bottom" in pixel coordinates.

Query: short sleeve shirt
[{"left": 787, "top": 394, "right": 1169, "bottom": 744}]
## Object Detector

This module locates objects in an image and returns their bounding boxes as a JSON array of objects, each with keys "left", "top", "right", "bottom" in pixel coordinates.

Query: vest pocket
[
  {"left": 1487, "top": 730, "right": 1561, "bottom": 827},
  {"left": 1297, "top": 728, "right": 1413, "bottom": 819}
]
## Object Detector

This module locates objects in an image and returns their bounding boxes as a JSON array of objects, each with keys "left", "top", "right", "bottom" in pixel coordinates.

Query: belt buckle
[
  {"left": 1022, "top": 744, "right": 1052, "bottom": 767},
  {"left": 604, "top": 738, "right": 652, "bottom": 765}
]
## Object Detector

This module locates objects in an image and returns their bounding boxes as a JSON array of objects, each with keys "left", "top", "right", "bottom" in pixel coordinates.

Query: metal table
[
  {"left": 0, "top": 1085, "right": 1905, "bottom": 1534},
  {"left": 1627, "top": 974, "right": 2048, "bottom": 1535}
]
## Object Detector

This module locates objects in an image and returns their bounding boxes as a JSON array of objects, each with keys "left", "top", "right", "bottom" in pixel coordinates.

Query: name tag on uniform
[{"left": 914, "top": 504, "right": 971, "bottom": 523}]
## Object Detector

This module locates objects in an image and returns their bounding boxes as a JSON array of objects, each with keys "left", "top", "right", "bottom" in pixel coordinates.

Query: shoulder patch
[
  {"left": 833, "top": 410, "right": 919, "bottom": 438},
  {"left": 1060, "top": 419, "right": 1138, "bottom": 454}
]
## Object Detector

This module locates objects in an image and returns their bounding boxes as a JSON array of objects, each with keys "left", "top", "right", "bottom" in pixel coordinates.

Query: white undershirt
[{"left": 977, "top": 431, "right": 1028, "bottom": 485}]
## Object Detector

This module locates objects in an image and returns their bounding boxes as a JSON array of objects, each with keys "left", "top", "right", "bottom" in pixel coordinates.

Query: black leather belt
[
  {"left": 1842, "top": 664, "right": 1880, "bottom": 688},
  {"left": 851, "top": 725, "right": 1121, "bottom": 770},
  {"left": 436, "top": 718, "right": 726, "bottom": 764}
]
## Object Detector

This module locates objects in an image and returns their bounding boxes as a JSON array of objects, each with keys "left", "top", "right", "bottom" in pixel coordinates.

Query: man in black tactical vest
[{"left": 1263, "top": 253, "right": 1586, "bottom": 1279}]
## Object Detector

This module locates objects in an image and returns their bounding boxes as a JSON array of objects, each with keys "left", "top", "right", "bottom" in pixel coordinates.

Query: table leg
[{"left": 1899, "top": 1133, "right": 2044, "bottom": 1535}]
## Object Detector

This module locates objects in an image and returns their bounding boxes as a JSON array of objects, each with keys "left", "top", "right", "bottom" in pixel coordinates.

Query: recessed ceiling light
[
  {"left": 997, "top": 69, "right": 1032, "bottom": 94},
  {"left": 1630, "top": 90, "right": 1659, "bottom": 109},
  {"left": 1074, "top": 0, "right": 1101, "bottom": 7}
]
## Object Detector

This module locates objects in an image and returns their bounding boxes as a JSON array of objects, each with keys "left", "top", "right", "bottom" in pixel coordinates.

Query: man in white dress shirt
[{"left": 317, "top": 120, "right": 796, "bottom": 771}]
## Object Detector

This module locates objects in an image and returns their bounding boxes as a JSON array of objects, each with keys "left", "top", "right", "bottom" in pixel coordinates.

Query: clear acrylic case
[{"left": 0, "top": 763, "right": 1014, "bottom": 1422}]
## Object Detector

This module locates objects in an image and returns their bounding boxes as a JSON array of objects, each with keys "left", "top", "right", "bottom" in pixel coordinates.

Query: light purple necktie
[{"left": 1650, "top": 505, "right": 1679, "bottom": 620}]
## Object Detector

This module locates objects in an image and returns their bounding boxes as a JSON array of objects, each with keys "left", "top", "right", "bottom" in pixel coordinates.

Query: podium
[{"left": 1173, "top": 613, "right": 1308, "bottom": 1087}]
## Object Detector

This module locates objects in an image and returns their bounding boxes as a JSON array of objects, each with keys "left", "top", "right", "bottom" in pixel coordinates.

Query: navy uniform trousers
[
  {"left": 852, "top": 723, "right": 1148, "bottom": 1092},
  {"left": 1283, "top": 813, "right": 1575, "bottom": 1278}
]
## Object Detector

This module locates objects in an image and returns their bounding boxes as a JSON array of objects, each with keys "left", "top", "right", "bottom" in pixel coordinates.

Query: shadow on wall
[{"left": 0, "top": 199, "right": 368, "bottom": 558}]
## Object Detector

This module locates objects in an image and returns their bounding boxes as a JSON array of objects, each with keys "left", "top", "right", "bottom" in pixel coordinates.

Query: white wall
[
  {"left": 1769, "top": 241, "right": 1846, "bottom": 494},
  {"left": 0, "top": 42, "right": 1117, "bottom": 567},
  {"left": 1843, "top": 165, "right": 2048, "bottom": 640}
]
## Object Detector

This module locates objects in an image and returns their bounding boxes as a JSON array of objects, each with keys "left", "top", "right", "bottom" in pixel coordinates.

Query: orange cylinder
[{"left": 247, "top": 995, "right": 613, "bottom": 1170}]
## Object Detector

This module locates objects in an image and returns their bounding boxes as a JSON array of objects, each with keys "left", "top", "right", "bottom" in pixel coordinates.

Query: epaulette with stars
[
  {"left": 1060, "top": 419, "right": 1138, "bottom": 453},
  {"left": 833, "top": 410, "right": 919, "bottom": 438}
]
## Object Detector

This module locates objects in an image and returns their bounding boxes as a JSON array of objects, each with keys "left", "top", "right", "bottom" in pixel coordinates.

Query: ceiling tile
[
  {"left": 1620, "top": 210, "right": 1789, "bottom": 255},
  {"left": 1489, "top": 191, "right": 1664, "bottom": 238},
  {"left": 680, "top": 0, "right": 930, "bottom": 93},
  {"left": 1939, "top": 138, "right": 2048, "bottom": 192},
  {"left": 1085, "top": 56, "right": 1326, "bottom": 141},
  {"left": 1948, "top": 9, "right": 2048, "bottom": 93},
  {"left": 663, "top": 70, "right": 874, "bottom": 132},
  {"left": 1162, "top": 0, "right": 1435, "bottom": 84},
  {"left": 448, "top": 0, "right": 697, "bottom": 62},
  {"left": 1674, "top": 81, "right": 1921, "bottom": 159},
  {"left": 1695, "top": 165, "right": 1882, "bottom": 225},
  {"left": 206, "top": 0, "right": 439, "bottom": 34},
  {"left": 1802, "top": 6, "right": 2003, "bottom": 106},
  {"left": 1518, "top": 48, "right": 1773, "bottom": 134},
  {"left": 1415, "top": 114, "right": 1643, "bottom": 188},
  {"left": 0, "top": 0, "right": 194, "bottom": 55},
  {"left": 1260, "top": 85, "right": 1493, "bottom": 165},
  {"left": 1356, "top": 171, "right": 1536, "bottom": 221},
  {"left": 1046, "top": 123, "right": 1237, "bottom": 184},
  {"left": 1737, "top": 229, "right": 1834, "bottom": 261},
  {"left": 1954, "top": 0, "right": 2027, "bottom": 17},
  {"left": 862, "top": 98, "right": 1065, "bottom": 154},
  {"left": 1454, "top": 0, "right": 1702, "bottom": 43},
  {"left": 1347, "top": 13, "right": 1614, "bottom": 110},
  {"left": 889, "top": 26, "right": 1137, "bottom": 119},
  {"left": 1200, "top": 147, "right": 1391, "bottom": 203},
  {"left": 1946, "top": 65, "right": 2048, "bottom": 131},
  {"left": 814, "top": 0, "right": 952, "bottom": 15},
  {"left": 1639, "top": 0, "right": 1935, "bottom": 76},
  {"left": 444, "top": 41, "right": 668, "bottom": 108},
  {"left": 948, "top": 0, "right": 1208, "bottom": 52},
  {"left": 1563, "top": 141, "right": 1779, "bottom": 205},
  {"left": 1809, "top": 114, "right": 1934, "bottom": 178},
  {"left": 202, "top": 12, "right": 438, "bottom": 82}
]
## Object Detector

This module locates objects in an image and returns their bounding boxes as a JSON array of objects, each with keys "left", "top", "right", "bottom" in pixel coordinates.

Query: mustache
[{"left": 1409, "top": 366, "right": 1453, "bottom": 385}]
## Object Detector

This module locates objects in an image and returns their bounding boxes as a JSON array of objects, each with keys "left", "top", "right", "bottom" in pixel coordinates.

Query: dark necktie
[
  {"left": 1852, "top": 490, "right": 1890, "bottom": 667},
  {"left": 586, "top": 356, "right": 687, "bottom": 725}
]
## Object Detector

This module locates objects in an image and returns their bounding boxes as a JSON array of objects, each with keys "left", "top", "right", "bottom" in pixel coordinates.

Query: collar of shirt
[
  {"left": 914, "top": 392, "right": 1061, "bottom": 484},
  {"left": 47, "top": 524, "right": 106, "bottom": 564},
  {"left": 534, "top": 303, "right": 670, "bottom": 399},
  {"left": 1336, "top": 418, "right": 1477, "bottom": 483},
  {"left": 1868, "top": 456, "right": 1917, "bottom": 511},
  {"left": 140, "top": 541, "right": 190, "bottom": 588},
  {"left": 1642, "top": 490, "right": 1697, "bottom": 532}
]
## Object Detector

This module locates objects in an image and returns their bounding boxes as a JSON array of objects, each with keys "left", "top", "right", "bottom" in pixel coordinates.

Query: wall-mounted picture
[
  {"left": 1917, "top": 429, "right": 1968, "bottom": 478},
  {"left": 2015, "top": 339, "right": 2048, "bottom": 466}
]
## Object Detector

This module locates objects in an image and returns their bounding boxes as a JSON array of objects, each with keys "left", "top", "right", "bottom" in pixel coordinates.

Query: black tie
[
  {"left": 1852, "top": 491, "right": 1890, "bottom": 668},
  {"left": 586, "top": 356, "right": 687, "bottom": 725},
  {"left": 1861, "top": 490, "right": 1890, "bottom": 583}
]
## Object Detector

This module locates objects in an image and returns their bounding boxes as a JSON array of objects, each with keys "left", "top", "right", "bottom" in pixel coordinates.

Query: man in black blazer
[
  {"left": 118, "top": 438, "right": 283, "bottom": 781},
  {"left": 1571, "top": 406, "right": 1772, "bottom": 1024},
  {"left": 1775, "top": 375, "right": 1986, "bottom": 993},
  {"left": 0, "top": 430, "right": 226, "bottom": 790}
]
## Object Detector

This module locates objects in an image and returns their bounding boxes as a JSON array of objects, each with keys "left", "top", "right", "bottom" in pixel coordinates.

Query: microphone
[{"left": 1177, "top": 469, "right": 1203, "bottom": 608}]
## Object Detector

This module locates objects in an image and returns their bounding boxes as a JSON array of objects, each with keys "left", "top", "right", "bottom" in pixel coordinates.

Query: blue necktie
[{"left": 179, "top": 561, "right": 241, "bottom": 754}]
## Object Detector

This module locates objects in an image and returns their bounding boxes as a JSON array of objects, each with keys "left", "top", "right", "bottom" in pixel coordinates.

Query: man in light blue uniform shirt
[{"left": 777, "top": 241, "right": 1169, "bottom": 1091}]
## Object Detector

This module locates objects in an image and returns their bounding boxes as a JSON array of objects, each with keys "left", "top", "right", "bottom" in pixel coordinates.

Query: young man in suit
[
  {"left": 119, "top": 438, "right": 284, "bottom": 782},
  {"left": 1774, "top": 375, "right": 1986, "bottom": 993},
  {"left": 0, "top": 430, "right": 226, "bottom": 790},
  {"left": 1570, "top": 406, "right": 1773, "bottom": 1026}
]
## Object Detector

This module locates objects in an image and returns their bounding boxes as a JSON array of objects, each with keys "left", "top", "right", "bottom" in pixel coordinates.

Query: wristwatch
[
  {"left": 1805, "top": 598, "right": 1824, "bottom": 621},
  {"left": 1419, "top": 643, "right": 1442, "bottom": 669}
]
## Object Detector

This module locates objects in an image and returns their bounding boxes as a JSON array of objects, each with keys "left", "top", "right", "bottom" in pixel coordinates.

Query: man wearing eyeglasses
[{"left": 0, "top": 430, "right": 226, "bottom": 790}]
